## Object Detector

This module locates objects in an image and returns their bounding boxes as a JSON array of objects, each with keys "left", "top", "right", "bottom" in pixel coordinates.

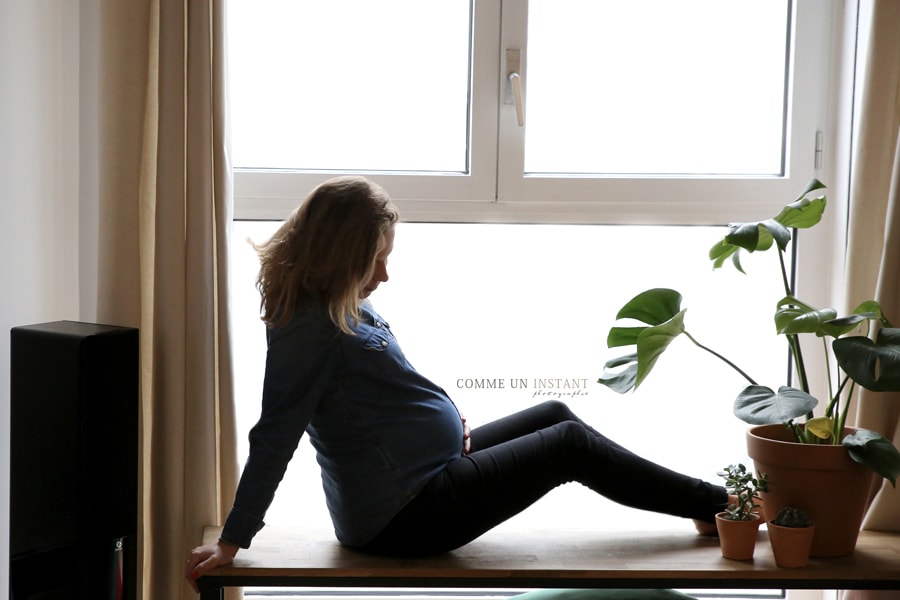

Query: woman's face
[{"left": 360, "top": 227, "right": 395, "bottom": 299}]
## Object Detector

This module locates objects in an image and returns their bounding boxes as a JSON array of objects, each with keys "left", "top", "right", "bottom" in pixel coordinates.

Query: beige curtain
[
  {"left": 835, "top": 2, "right": 900, "bottom": 598},
  {"left": 840, "top": 3, "right": 900, "bottom": 599},
  {"left": 843, "top": 0, "right": 900, "bottom": 519},
  {"left": 95, "top": 1, "right": 239, "bottom": 599}
]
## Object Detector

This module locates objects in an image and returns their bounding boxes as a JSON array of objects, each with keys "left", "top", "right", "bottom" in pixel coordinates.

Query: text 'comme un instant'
[{"left": 455, "top": 378, "right": 592, "bottom": 399}]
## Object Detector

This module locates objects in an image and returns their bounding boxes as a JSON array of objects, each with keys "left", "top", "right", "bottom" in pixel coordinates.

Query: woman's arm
[
  {"left": 220, "top": 314, "right": 341, "bottom": 547},
  {"left": 226, "top": 318, "right": 341, "bottom": 544}
]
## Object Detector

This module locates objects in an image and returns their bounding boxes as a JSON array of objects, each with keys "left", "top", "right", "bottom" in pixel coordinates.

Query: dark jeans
[{"left": 359, "top": 400, "right": 727, "bottom": 556}]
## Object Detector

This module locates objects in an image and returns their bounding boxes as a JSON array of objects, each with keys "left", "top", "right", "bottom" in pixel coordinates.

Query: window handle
[{"left": 505, "top": 49, "right": 525, "bottom": 127}]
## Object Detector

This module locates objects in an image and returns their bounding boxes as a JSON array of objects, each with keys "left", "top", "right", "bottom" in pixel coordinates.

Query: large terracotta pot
[{"left": 746, "top": 424, "right": 875, "bottom": 558}]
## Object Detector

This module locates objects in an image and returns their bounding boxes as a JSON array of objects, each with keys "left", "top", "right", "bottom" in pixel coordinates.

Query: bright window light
[
  {"left": 231, "top": 220, "right": 789, "bottom": 532},
  {"left": 228, "top": 0, "right": 471, "bottom": 172},
  {"left": 524, "top": 0, "right": 790, "bottom": 175}
]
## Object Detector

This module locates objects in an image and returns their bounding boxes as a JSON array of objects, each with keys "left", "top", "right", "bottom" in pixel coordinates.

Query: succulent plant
[
  {"left": 771, "top": 506, "right": 813, "bottom": 528},
  {"left": 718, "top": 463, "right": 768, "bottom": 521}
]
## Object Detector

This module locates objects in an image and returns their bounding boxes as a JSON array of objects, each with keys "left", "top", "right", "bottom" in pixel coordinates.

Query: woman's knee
[
  {"left": 539, "top": 419, "right": 600, "bottom": 460},
  {"left": 538, "top": 399, "right": 578, "bottom": 422}
]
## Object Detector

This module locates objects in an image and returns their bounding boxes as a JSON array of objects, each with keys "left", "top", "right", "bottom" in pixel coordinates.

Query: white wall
[{"left": 0, "top": 1, "right": 94, "bottom": 597}]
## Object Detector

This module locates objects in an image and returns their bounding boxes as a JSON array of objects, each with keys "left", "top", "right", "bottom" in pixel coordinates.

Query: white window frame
[
  {"left": 232, "top": 0, "right": 500, "bottom": 220},
  {"left": 496, "top": 0, "right": 835, "bottom": 225},
  {"left": 233, "top": 0, "right": 836, "bottom": 226}
]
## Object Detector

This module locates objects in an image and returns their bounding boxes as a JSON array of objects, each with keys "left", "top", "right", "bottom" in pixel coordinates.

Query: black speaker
[{"left": 10, "top": 321, "right": 138, "bottom": 600}]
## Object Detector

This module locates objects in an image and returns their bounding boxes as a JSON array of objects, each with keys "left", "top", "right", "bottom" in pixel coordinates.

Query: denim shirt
[{"left": 220, "top": 301, "right": 464, "bottom": 548}]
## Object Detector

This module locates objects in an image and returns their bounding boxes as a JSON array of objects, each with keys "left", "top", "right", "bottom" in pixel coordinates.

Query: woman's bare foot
[
  {"left": 693, "top": 519, "right": 718, "bottom": 536},
  {"left": 693, "top": 491, "right": 768, "bottom": 536}
]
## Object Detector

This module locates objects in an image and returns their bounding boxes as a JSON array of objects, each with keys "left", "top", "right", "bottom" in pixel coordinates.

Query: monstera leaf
[
  {"left": 843, "top": 429, "right": 900, "bottom": 486},
  {"left": 775, "top": 296, "right": 837, "bottom": 335},
  {"left": 709, "top": 179, "right": 826, "bottom": 271},
  {"left": 733, "top": 385, "right": 818, "bottom": 425},
  {"left": 805, "top": 416, "right": 836, "bottom": 440},
  {"left": 833, "top": 327, "right": 900, "bottom": 392},
  {"left": 599, "top": 289, "right": 686, "bottom": 392}
]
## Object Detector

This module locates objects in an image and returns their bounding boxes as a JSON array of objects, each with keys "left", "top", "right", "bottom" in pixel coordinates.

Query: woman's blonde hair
[{"left": 254, "top": 176, "right": 399, "bottom": 332}]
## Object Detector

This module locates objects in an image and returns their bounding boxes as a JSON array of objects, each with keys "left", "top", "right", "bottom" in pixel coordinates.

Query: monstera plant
[{"left": 598, "top": 179, "right": 900, "bottom": 485}]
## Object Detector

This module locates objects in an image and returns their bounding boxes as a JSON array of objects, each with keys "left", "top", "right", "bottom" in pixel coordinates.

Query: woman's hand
[
  {"left": 461, "top": 414, "right": 471, "bottom": 455},
  {"left": 185, "top": 540, "right": 239, "bottom": 593}
]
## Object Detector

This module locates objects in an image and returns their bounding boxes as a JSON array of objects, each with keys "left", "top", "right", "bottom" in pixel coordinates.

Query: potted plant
[
  {"left": 715, "top": 463, "right": 768, "bottom": 560},
  {"left": 767, "top": 506, "right": 815, "bottom": 568},
  {"left": 597, "top": 179, "right": 900, "bottom": 557}
]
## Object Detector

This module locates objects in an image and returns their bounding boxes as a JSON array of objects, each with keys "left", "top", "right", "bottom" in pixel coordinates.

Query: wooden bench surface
[{"left": 198, "top": 526, "right": 900, "bottom": 597}]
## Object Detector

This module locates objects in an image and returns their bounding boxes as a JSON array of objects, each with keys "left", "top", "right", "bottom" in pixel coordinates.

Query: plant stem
[
  {"left": 786, "top": 333, "right": 810, "bottom": 393},
  {"left": 836, "top": 378, "right": 854, "bottom": 442},
  {"left": 822, "top": 336, "right": 836, "bottom": 418},
  {"left": 778, "top": 249, "right": 812, "bottom": 393},
  {"left": 778, "top": 245, "right": 793, "bottom": 297},
  {"left": 788, "top": 420, "right": 805, "bottom": 443},
  {"left": 683, "top": 330, "right": 758, "bottom": 385},
  {"left": 826, "top": 374, "right": 852, "bottom": 423}
]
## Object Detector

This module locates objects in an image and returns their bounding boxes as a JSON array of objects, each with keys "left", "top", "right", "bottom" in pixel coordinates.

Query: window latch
[
  {"left": 505, "top": 49, "right": 525, "bottom": 127},
  {"left": 814, "top": 130, "right": 824, "bottom": 170}
]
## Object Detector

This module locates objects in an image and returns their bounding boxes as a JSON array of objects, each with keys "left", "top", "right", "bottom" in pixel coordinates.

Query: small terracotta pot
[
  {"left": 768, "top": 521, "right": 816, "bottom": 568},
  {"left": 715, "top": 512, "right": 761, "bottom": 560}
]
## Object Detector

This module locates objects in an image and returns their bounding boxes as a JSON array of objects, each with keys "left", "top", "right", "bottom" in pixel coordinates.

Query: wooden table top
[{"left": 199, "top": 526, "right": 900, "bottom": 592}]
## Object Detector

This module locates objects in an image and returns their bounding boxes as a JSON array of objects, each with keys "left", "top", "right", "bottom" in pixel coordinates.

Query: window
[
  {"left": 229, "top": 1, "right": 471, "bottom": 174},
  {"left": 232, "top": 221, "right": 793, "bottom": 600},
  {"left": 228, "top": 3, "right": 837, "bottom": 599},
  {"left": 523, "top": 2, "right": 788, "bottom": 176},
  {"left": 231, "top": 220, "right": 790, "bottom": 533},
  {"left": 229, "top": 0, "right": 833, "bottom": 224}
]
